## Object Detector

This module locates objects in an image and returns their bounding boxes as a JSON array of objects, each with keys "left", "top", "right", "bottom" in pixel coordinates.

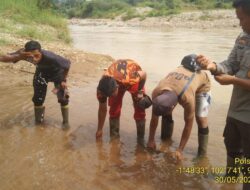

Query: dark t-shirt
[{"left": 36, "top": 50, "right": 70, "bottom": 82}]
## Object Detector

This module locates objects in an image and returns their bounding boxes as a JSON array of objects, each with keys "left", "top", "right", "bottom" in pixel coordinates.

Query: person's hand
[
  {"left": 137, "top": 91, "right": 144, "bottom": 99},
  {"left": 147, "top": 140, "right": 156, "bottom": 150},
  {"left": 19, "top": 51, "right": 32, "bottom": 60},
  {"left": 52, "top": 88, "right": 59, "bottom": 95},
  {"left": 171, "top": 149, "right": 183, "bottom": 162},
  {"left": 196, "top": 55, "right": 216, "bottom": 71},
  {"left": 96, "top": 129, "right": 103, "bottom": 139},
  {"left": 8, "top": 48, "right": 24, "bottom": 55},
  {"left": 214, "top": 74, "right": 235, "bottom": 85},
  {"left": 60, "top": 81, "right": 67, "bottom": 89},
  {"left": 134, "top": 90, "right": 144, "bottom": 102}
]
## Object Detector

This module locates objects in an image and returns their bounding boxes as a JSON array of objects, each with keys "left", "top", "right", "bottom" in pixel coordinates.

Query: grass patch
[
  {"left": 57, "top": 30, "right": 71, "bottom": 44},
  {"left": 0, "top": 38, "right": 11, "bottom": 46},
  {"left": 0, "top": 0, "right": 70, "bottom": 44},
  {"left": 16, "top": 26, "right": 51, "bottom": 41}
]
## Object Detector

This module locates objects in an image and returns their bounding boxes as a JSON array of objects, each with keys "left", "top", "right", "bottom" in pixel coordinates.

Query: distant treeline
[{"left": 48, "top": 0, "right": 234, "bottom": 20}]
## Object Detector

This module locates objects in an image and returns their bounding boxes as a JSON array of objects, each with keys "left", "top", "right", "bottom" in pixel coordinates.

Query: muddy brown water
[{"left": 0, "top": 25, "right": 242, "bottom": 190}]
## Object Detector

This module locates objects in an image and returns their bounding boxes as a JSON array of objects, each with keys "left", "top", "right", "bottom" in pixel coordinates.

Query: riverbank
[{"left": 70, "top": 9, "right": 239, "bottom": 29}]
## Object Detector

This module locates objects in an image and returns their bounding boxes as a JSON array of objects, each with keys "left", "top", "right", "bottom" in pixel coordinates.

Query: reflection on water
[
  {"left": 0, "top": 26, "right": 243, "bottom": 190},
  {"left": 0, "top": 81, "right": 241, "bottom": 190}
]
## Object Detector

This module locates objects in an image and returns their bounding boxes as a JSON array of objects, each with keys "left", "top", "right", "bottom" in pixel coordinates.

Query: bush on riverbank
[{"left": 0, "top": 0, "right": 70, "bottom": 46}]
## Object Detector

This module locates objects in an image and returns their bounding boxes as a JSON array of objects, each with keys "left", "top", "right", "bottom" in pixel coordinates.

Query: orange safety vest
[{"left": 104, "top": 59, "right": 142, "bottom": 86}]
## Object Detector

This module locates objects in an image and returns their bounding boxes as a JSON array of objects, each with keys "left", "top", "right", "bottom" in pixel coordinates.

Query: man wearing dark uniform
[
  {"left": 0, "top": 40, "right": 70, "bottom": 129},
  {"left": 198, "top": 1, "right": 250, "bottom": 188}
]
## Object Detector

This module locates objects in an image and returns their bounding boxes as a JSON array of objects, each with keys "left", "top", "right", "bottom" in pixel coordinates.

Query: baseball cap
[
  {"left": 181, "top": 54, "right": 201, "bottom": 72},
  {"left": 97, "top": 76, "right": 117, "bottom": 97},
  {"left": 152, "top": 91, "right": 178, "bottom": 116}
]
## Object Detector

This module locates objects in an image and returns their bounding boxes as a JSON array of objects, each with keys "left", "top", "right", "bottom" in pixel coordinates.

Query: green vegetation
[
  {"left": 56, "top": 0, "right": 234, "bottom": 19},
  {"left": 0, "top": 0, "right": 71, "bottom": 45}
]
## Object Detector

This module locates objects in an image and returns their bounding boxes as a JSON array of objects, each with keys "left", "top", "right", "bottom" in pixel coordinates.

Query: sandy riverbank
[{"left": 69, "top": 9, "right": 239, "bottom": 29}]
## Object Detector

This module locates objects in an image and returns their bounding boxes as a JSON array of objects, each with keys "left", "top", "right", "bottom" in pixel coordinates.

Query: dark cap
[
  {"left": 152, "top": 91, "right": 178, "bottom": 116},
  {"left": 181, "top": 54, "right": 201, "bottom": 72},
  {"left": 24, "top": 40, "right": 41, "bottom": 52},
  {"left": 97, "top": 76, "right": 117, "bottom": 97}
]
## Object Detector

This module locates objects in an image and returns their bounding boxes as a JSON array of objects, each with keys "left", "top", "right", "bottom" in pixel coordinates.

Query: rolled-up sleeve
[{"left": 216, "top": 39, "right": 240, "bottom": 75}]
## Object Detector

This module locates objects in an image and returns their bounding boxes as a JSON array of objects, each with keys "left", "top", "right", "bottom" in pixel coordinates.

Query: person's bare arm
[
  {"left": 178, "top": 116, "right": 194, "bottom": 151},
  {"left": 137, "top": 70, "right": 147, "bottom": 94},
  {"left": 196, "top": 55, "right": 217, "bottom": 72},
  {"left": 147, "top": 112, "right": 159, "bottom": 149},
  {"left": 215, "top": 74, "right": 250, "bottom": 90},
  {"left": 96, "top": 101, "right": 107, "bottom": 139},
  {"left": 174, "top": 105, "right": 194, "bottom": 161},
  {"left": 0, "top": 49, "right": 28, "bottom": 63},
  {"left": 60, "top": 68, "right": 70, "bottom": 90},
  {"left": 0, "top": 54, "right": 20, "bottom": 63},
  {"left": 197, "top": 42, "right": 239, "bottom": 75}
]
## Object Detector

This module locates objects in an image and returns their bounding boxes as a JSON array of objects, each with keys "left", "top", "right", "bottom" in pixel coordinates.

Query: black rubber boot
[
  {"left": 61, "top": 106, "right": 70, "bottom": 130},
  {"left": 136, "top": 119, "right": 145, "bottom": 145},
  {"left": 136, "top": 119, "right": 145, "bottom": 139},
  {"left": 110, "top": 118, "right": 120, "bottom": 138},
  {"left": 34, "top": 106, "right": 45, "bottom": 124},
  {"left": 161, "top": 115, "right": 174, "bottom": 140},
  {"left": 198, "top": 133, "right": 208, "bottom": 157}
]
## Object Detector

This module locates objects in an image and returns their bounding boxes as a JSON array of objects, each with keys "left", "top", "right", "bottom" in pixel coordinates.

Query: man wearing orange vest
[{"left": 96, "top": 59, "right": 151, "bottom": 141}]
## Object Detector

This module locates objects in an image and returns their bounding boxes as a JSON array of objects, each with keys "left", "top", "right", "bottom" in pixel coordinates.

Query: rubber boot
[
  {"left": 34, "top": 106, "right": 45, "bottom": 124},
  {"left": 136, "top": 119, "right": 145, "bottom": 143},
  {"left": 197, "top": 133, "right": 208, "bottom": 157},
  {"left": 110, "top": 118, "right": 120, "bottom": 138},
  {"left": 61, "top": 105, "right": 70, "bottom": 130},
  {"left": 161, "top": 115, "right": 174, "bottom": 140}
]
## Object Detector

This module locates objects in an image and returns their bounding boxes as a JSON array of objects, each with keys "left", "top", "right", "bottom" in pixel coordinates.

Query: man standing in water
[
  {"left": 147, "top": 54, "right": 211, "bottom": 161},
  {"left": 96, "top": 59, "right": 151, "bottom": 141},
  {"left": 197, "top": 1, "right": 250, "bottom": 189},
  {"left": 0, "top": 40, "right": 71, "bottom": 129}
]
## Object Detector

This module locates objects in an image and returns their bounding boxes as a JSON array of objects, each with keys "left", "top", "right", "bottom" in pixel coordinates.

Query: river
[{"left": 0, "top": 24, "right": 242, "bottom": 190}]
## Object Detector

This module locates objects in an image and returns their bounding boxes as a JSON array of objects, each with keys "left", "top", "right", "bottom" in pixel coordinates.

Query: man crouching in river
[
  {"left": 147, "top": 54, "right": 211, "bottom": 161},
  {"left": 96, "top": 59, "right": 152, "bottom": 142}
]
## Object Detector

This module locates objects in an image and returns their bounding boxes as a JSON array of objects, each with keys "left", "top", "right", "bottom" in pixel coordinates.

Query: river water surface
[{"left": 0, "top": 25, "right": 242, "bottom": 190}]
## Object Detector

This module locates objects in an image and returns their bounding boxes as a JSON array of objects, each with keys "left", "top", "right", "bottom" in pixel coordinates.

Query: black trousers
[
  {"left": 223, "top": 117, "right": 250, "bottom": 189},
  {"left": 32, "top": 72, "right": 69, "bottom": 106}
]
